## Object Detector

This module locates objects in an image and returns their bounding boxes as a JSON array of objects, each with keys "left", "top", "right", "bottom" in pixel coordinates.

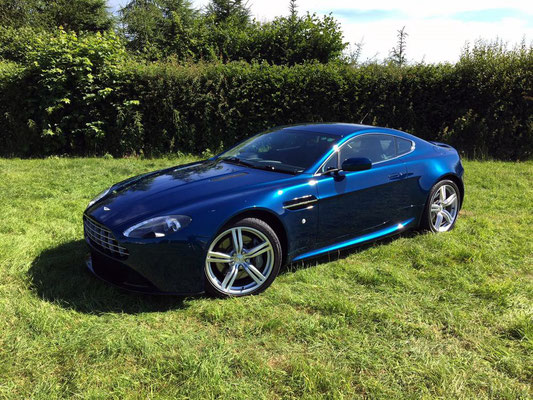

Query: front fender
[{"left": 175, "top": 175, "right": 321, "bottom": 260}]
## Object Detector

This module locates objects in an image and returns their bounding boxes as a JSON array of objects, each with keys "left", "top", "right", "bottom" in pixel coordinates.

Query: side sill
[{"left": 292, "top": 217, "right": 415, "bottom": 261}]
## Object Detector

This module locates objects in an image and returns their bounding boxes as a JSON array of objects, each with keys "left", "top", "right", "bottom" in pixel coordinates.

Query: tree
[
  {"left": 119, "top": 0, "right": 198, "bottom": 59},
  {"left": 0, "top": 0, "right": 113, "bottom": 32},
  {"left": 389, "top": 26, "right": 408, "bottom": 66},
  {"left": 344, "top": 41, "right": 364, "bottom": 66},
  {"left": 118, "top": 0, "right": 346, "bottom": 64},
  {"left": 205, "top": 0, "right": 251, "bottom": 27},
  {"left": 288, "top": 0, "right": 297, "bottom": 19},
  {"left": 0, "top": 0, "right": 42, "bottom": 28},
  {"left": 252, "top": 12, "right": 347, "bottom": 64},
  {"left": 50, "top": 0, "right": 113, "bottom": 32}
]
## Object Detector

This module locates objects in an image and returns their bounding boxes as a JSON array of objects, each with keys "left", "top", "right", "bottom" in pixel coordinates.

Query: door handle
[{"left": 388, "top": 172, "right": 406, "bottom": 180}]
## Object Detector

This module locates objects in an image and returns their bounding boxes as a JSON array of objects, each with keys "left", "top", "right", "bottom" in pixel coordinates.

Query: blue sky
[
  {"left": 108, "top": 0, "right": 125, "bottom": 12},
  {"left": 107, "top": 0, "right": 533, "bottom": 62},
  {"left": 327, "top": 9, "right": 403, "bottom": 21}
]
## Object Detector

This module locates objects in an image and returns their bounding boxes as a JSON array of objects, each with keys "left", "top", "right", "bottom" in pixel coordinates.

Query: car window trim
[{"left": 313, "top": 132, "right": 415, "bottom": 176}]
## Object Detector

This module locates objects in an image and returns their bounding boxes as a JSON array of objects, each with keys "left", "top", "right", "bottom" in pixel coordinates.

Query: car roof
[{"left": 282, "top": 123, "right": 375, "bottom": 137}]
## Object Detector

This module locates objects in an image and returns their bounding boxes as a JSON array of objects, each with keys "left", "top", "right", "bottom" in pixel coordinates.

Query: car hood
[{"left": 86, "top": 160, "right": 290, "bottom": 228}]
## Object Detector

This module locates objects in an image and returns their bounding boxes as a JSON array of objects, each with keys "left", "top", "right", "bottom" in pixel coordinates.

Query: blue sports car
[{"left": 84, "top": 123, "right": 464, "bottom": 297}]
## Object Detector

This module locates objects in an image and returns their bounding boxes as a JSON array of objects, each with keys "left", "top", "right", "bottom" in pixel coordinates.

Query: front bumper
[
  {"left": 84, "top": 215, "right": 207, "bottom": 295},
  {"left": 87, "top": 251, "right": 161, "bottom": 294},
  {"left": 86, "top": 247, "right": 205, "bottom": 295}
]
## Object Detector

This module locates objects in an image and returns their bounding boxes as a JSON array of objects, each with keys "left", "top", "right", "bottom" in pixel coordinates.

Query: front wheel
[
  {"left": 204, "top": 218, "right": 282, "bottom": 297},
  {"left": 421, "top": 180, "right": 461, "bottom": 233}
]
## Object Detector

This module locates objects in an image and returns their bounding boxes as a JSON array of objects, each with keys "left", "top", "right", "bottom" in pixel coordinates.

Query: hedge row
[{"left": 1, "top": 34, "right": 531, "bottom": 159}]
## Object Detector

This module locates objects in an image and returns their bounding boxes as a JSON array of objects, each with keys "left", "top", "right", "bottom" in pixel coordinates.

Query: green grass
[{"left": 0, "top": 158, "right": 531, "bottom": 399}]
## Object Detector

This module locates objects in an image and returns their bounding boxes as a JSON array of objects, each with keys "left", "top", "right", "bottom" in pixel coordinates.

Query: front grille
[{"left": 84, "top": 216, "right": 129, "bottom": 259}]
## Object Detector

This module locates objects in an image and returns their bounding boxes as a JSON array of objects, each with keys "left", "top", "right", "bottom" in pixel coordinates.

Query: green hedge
[{"left": 1, "top": 32, "right": 531, "bottom": 159}]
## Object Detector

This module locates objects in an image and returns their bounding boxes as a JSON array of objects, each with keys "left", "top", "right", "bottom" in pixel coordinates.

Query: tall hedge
[{"left": 0, "top": 32, "right": 531, "bottom": 159}]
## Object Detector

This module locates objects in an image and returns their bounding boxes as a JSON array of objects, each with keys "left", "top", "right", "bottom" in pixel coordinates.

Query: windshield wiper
[
  {"left": 221, "top": 157, "right": 298, "bottom": 175},
  {"left": 255, "top": 164, "right": 298, "bottom": 175},
  {"left": 220, "top": 156, "right": 255, "bottom": 168}
]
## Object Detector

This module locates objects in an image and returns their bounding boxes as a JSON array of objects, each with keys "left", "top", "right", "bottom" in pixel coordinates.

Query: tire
[
  {"left": 204, "top": 218, "right": 282, "bottom": 297},
  {"left": 420, "top": 179, "right": 461, "bottom": 233}
]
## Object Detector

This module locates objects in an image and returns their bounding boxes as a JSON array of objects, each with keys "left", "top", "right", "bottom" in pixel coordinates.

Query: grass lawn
[{"left": 0, "top": 158, "right": 531, "bottom": 399}]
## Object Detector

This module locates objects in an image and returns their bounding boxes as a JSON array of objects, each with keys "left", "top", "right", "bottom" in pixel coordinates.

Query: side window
[
  {"left": 396, "top": 137, "right": 413, "bottom": 155},
  {"left": 338, "top": 137, "right": 362, "bottom": 165},
  {"left": 340, "top": 134, "right": 396, "bottom": 164},
  {"left": 318, "top": 134, "right": 413, "bottom": 173},
  {"left": 320, "top": 153, "right": 338, "bottom": 173},
  {"left": 377, "top": 136, "right": 396, "bottom": 161}
]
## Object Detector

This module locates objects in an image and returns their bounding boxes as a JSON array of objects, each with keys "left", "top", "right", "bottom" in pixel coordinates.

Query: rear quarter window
[{"left": 396, "top": 137, "right": 413, "bottom": 155}]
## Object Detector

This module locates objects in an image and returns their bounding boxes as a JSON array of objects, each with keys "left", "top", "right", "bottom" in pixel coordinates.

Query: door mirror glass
[{"left": 341, "top": 157, "right": 372, "bottom": 172}]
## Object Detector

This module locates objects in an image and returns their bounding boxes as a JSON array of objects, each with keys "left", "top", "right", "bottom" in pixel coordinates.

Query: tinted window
[
  {"left": 340, "top": 134, "right": 396, "bottom": 164},
  {"left": 219, "top": 129, "right": 338, "bottom": 174},
  {"left": 318, "top": 134, "right": 415, "bottom": 172},
  {"left": 320, "top": 153, "right": 338, "bottom": 173},
  {"left": 397, "top": 137, "right": 413, "bottom": 155}
]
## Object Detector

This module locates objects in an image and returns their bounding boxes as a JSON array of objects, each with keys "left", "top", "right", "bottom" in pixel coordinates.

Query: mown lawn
[{"left": 0, "top": 158, "right": 531, "bottom": 399}]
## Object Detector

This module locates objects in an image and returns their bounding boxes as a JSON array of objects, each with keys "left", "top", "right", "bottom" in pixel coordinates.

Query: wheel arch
[
  {"left": 417, "top": 173, "right": 464, "bottom": 230},
  {"left": 437, "top": 173, "right": 464, "bottom": 208},
  {"left": 219, "top": 208, "right": 289, "bottom": 265}
]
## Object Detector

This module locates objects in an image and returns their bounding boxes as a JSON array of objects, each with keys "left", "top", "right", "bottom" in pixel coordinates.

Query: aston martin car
[{"left": 83, "top": 123, "right": 464, "bottom": 297}]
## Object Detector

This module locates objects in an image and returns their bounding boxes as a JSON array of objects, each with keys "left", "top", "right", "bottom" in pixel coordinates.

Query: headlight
[
  {"left": 123, "top": 215, "right": 192, "bottom": 238},
  {"left": 87, "top": 187, "right": 111, "bottom": 209}
]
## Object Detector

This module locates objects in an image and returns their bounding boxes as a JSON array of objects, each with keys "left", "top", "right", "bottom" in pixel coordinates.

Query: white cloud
[
  {"left": 244, "top": 0, "right": 533, "bottom": 20},
  {"left": 339, "top": 16, "right": 532, "bottom": 63}
]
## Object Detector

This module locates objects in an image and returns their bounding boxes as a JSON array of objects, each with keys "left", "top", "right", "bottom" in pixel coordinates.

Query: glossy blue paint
[
  {"left": 83, "top": 123, "right": 464, "bottom": 294},
  {"left": 293, "top": 218, "right": 415, "bottom": 261}
]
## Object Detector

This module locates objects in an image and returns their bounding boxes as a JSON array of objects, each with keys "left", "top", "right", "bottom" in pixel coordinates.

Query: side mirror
[{"left": 341, "top": 157, "right": 372, "bottom": 172}]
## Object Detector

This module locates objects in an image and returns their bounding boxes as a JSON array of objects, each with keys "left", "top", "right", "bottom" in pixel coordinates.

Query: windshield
[{"left": 217, "top": 129, "right": 339, "bottom": 174}]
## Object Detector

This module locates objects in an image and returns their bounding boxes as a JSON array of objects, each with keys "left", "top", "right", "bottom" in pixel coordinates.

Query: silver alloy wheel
[
  {"left": 430, "top": 184, "right": 459, "bottom": 232},
  {"left": 205, "top": 226, "right": 275, "bottom": 295}
]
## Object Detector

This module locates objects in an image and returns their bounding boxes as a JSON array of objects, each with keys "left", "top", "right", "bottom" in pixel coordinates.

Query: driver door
[{"left": 316, "top": 134, "right": 409, "bottom": 244}]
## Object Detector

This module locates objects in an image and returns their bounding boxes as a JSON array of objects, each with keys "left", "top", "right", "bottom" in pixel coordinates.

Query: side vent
[{"left": 283, "top": 195, "right": 318, "bottom": 211}]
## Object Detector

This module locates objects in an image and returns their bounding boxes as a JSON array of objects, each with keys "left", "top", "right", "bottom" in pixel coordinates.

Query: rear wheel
[
  {"left": 204, "top": 218, "right": 282, "bottom": 297},
  {"left": 421, "top": 180, "right": 460, "bottom": 232}
]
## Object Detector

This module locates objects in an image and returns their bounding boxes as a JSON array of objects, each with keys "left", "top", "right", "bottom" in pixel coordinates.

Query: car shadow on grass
[
  {"left": 29, "top": 230, "right": 422, "bottom": 313},
  {"left": 28, "top": 240, "right": 189, "bottom": 315}
]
